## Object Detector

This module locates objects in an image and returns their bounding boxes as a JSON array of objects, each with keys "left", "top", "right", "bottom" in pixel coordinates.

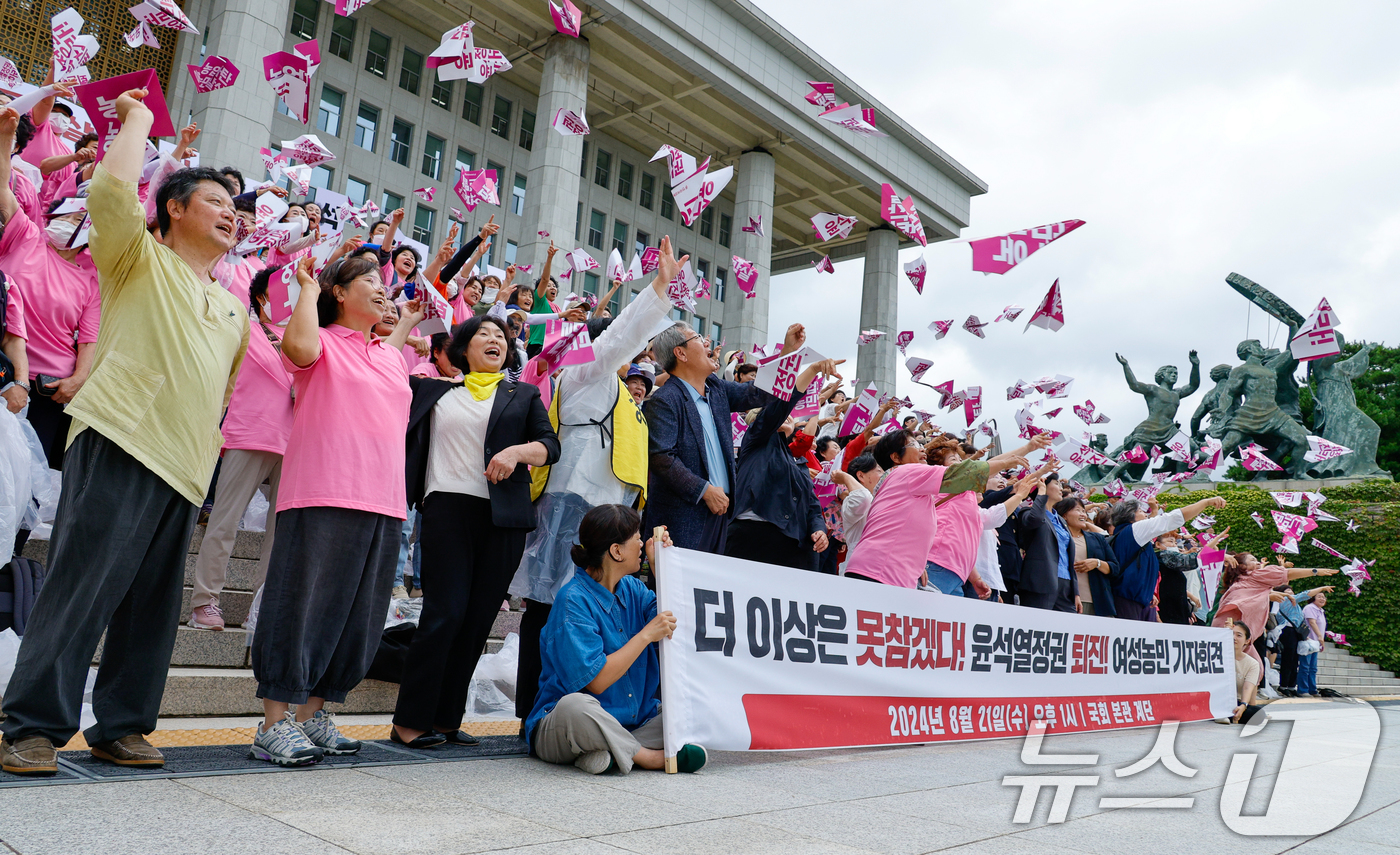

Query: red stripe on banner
[{"left": 742, "top": 692, "right": 1215, "bottom": 750}]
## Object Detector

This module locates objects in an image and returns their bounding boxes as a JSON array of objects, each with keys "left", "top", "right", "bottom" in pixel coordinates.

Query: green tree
[{"left": 1299, "top": 339, "right": 1399, "bottom": 475}]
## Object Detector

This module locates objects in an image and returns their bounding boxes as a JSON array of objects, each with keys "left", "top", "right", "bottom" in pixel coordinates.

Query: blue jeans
[
  {"left": 925, "top": 562, "right": 966, "bottom": 596},
  {"left": 1297, "top": 651, "right": 1318, "bottom": 695},
  {"left": 395, "top": 506, "right": 421, "bottom": 588}
]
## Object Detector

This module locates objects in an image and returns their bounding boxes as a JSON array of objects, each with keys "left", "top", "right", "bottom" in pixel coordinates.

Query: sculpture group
[{"left": 1087, "top": 274, "right": 1388, "bottom": 483}]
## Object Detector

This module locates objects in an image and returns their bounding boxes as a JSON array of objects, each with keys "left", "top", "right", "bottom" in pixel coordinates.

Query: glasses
[{"left": 682, "top": 334, "right": 709, "bottom": 348}]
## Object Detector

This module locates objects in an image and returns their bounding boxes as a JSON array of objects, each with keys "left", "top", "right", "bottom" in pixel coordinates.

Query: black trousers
[
  {"left": 394, "top": 492, "right": 527, "bottom": 732},
  {"left": 1278, "top": 625, "right": 1301, "bottom": 688},
  {"left": 515, "top": 598, "right": 551, "bottom": 720},
  {"left": 252, "top": 506, "right": 399, "bottom": 704},
  {"left": 1, "top": 429, "right": 197, "bottom": 745},
  {"left": 25, "top": 392, "right": 72, "bottom": 471},
  {"left": 724, "top": 519, "right": 810, "bottom": 570}
]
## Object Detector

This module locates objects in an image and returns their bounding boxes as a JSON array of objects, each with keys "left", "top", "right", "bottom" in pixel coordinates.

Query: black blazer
[
  {"left": 404, "top": 376, "right": 560, "bottom": 529},
  {"left": 1081, "top": 531, "right": 1121, "bottom": 617},
  {"left": 1016, "top": 495, "right": 1071, "bottom": 596},
  {"left": 733, "top": 391, "right": 823, "bottom": 544}
]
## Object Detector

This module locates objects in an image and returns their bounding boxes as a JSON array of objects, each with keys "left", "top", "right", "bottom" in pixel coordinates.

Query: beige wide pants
[{"left": 533, "top": 693, "right": 663, "bottom": 774}]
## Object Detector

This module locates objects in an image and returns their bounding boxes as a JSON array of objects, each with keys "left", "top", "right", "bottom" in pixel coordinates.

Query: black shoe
[
  {"left": 389, "top": 727, "right": 447, "bottom": 749},
  {"left": 439, "top": 729, "right": 480, "bottom": 746}
]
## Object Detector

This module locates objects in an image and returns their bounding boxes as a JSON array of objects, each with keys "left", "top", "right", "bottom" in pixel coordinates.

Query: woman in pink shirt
[
  {"left": 189, "top": 267, "right": 296, "bottom": 631},
  {"left": 0, "top": 146, "right": 100, "bottom": 469},
  {"left": 248, "top": 254, "right": 420, "bottom": 766},
  {"left": 1212, "top": 552, "right": 1338, "bottom": 674},
  {"left": 844, "top": 431, "right": 1049, "bottom": 588}
]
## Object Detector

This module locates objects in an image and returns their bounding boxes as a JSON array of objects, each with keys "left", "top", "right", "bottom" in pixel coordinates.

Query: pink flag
[
  {"left": 263, "top": 51, "right": 311, "bottom": 124},
  {"left": 969, "top": 220, "right": 1085, "bottom": 275},
  {"left": 811, "top": 212, "right": 857, "bottom": 242},
  {"left": 895, "top": 330, "right": 913, "bottom": 354},
  {"left": 187, "top": 56, "right": 239, "bottom": 93},
  {"left": 75, "top": 69, "right": 175, "bottom": 160},
  {"left": 1024, "top": 279, "right": 1064, "bottom": 333},
  {"left": 900, "top": 254, "right": 927, "bottom": 295},
  {"left": 551, "top": 107, "right": 589, "bottom": 136},
  {"left": 929, "top": 319, "right": 952, "bottom": 340},
  {"left": 962, "top": 315, "right": 988, "bottom": 339},
  {"left": 549, "top": 0, "right": 583, "bottom": 37},
  {"left": 813, "top": 255, "right": 834, "bottom": 274},
  {"left": 880, "top": 184, "right": 926, "bottom": 246},
  {"left": 541, "top": 319, "right": 595, "bottom": 369},
  {"left": 265, "top": 263, "right": 301, "bottom": 324}
]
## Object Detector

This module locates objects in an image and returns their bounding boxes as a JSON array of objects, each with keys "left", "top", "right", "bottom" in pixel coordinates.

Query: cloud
[{"left": 755, "top": 0, "right": 1400, "bottom": 467}]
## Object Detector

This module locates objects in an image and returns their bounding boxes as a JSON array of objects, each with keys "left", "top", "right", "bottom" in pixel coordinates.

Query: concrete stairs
[
  {"left": 1315, "top": 641, "right": 1400, "bottom": 698},
  {"left": 20, "top": 526, "right": 525, "bottom": 717}
]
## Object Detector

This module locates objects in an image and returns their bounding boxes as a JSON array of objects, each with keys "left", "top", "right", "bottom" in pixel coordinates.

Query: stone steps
[
  {"left": 1310, "top": 642, "right": 1400, "bottom": 697},
  {"left": 159, "top": 668, "right": 401, "bottom": 717}
]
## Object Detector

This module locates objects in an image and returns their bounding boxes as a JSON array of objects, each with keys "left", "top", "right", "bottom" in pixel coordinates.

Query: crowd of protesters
[{"left": 0, "top": 73, "right": 1341, "bottom": 779}]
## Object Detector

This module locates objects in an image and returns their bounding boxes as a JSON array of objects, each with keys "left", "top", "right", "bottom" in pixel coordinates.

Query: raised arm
[
  {"left": 422, "top": 224, "right": 458, "bottom": 286},
  {"left": 984, "top": 433, "right": 1052, "bottom": 473},
  {"left": 281, "top": 256, "right": 324, "bottom": 368},
  {"left": 29, "top": 62, "right": 56, "bottom": 126},
  {"left": 535, "top": 240, "right": 557, "bottom": 301},
  {"left": 0, "top": 109, "right": 21, "bottom": 223},
  {"left": 591, "top": 277, "right": 624, "bottom": 319},
  {"left": 384, "top": 300, "right": 425, "bottom": 351},
  {"left": 1180, "top": 350, "right": 1201, "bottom": 397},
  {"left": 1116, "top": 353, "right": 1152, "bottom": 395}
]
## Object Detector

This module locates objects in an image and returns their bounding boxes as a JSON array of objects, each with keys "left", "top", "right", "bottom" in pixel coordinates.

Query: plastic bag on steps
[
  {"left": 239, "top": 488, "right": 269, "bottom": 532},
  {"left": 465, "top": 631, "right": 518, "bottom": 720}
]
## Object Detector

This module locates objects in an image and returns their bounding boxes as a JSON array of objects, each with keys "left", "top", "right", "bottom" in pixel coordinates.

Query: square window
[
  {"left": 389, "top": 119, "right": 413, "bottom": 167},
  {"left": 612, "top": 220, "right": 628, "bottom": 255},
  {"left": 311, "top": 165, "right": 333, "bottom": 191},
  {"left": 421, "top": 134, "right": 444, "bottom": 179},
  {"left": 609, "top": 288, "right": 620, "bottom": 316},
  {"left": 329, "top": 16, "right": 355, "bottom": 61},
  {"left": 382, "top": 191, "right": 404, "bottom": 216},
  {"left": 711, "top": 322, "right": 722, "bottom": 342},
  {"left": 354, "top": 102, "right": 379, "bottom": 151},
  {"left": 399, "top": 47, "right": 423, "bottom": 95},
  {"left": 719, "top": 213, "right": 732, "bottom": 247},
  {"left": 594, "top": 149, "right": 611, "bottom": 188},
  {"left": 588, "top": 210, "right": 605, "bottom": 250},
  {"left": 491, "top": 96, "right": 512, "bottom": 138},
  {"left": 617, "top": 161, "right": 633, "bottom": 200},
  {"left": 519, "top": 110, "right": 535, "bottom": 151},
  {"left": 505, "top": 240, "right": 518, "bottom": 265},
  {"left": 694, "top": 316, "right": 706, "bottom": 336},
  {"left": 431, "top": 78, "right": 452, "bottom": 109},
  {"left": 462, "top": 83, "right": 483, "bottom": 124},
  {"left": 365, "top": 30, "right": 390, "bottom": 77},
  {"left": 714, "top": 268, "right": 727, "bottom": 302},
  {"left": 583, "top": 271, "right": 600, "bottom": 296},
  {"left": 511, "top": 174, "right": 527, "bottom": 216},
  {"left": 346, "top": 177, "right": 369, "bottom": 206},
  {"left": 634, "top": 230, "right": 649, "bottom": 259},
  {"left": 455, "top": 147, "right": 475, "bottom": 173},
  {"left": 412, "top": 206, "right": 435, "bottom": 244},
  {"left": 317, "top": 86, "right": 343, "bottom": 136},
  {"left": 700, "top": 207, "right": 714, "bottom": 239},
  {"left": 639, "top": 173, "right": 655, "bottom": 209},
  {"left": 290, "top": 0, "right": 318, "bottom": 40}
]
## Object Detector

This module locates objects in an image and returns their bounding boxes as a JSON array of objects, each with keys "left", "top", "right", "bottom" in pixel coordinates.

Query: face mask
[
  {"left": 44, "top": 218, "right": 78, "bottom": 247},
  {"left": 49, "top": 115, "right": 70, "bottom": 135}
]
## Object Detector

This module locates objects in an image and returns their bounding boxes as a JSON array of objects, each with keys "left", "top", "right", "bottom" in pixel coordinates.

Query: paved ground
[{"left": 1, "top": 699, "right": 1395, "bottom": 855}]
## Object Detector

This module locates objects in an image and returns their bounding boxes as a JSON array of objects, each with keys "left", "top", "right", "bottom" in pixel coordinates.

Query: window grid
[
  {"left": 490, "top": 96, "right": 512, "bottom": 138},
  {"left": 660, "top": 184, "right": 674, "bottom": 220},
  {"left": 612, "top": 220, "right": 628, "bottom": 256},
  {"left": 700, "top": 208, "right": 714, "bottom": 239},
  {"left": 354, "top": 102, "right": 379, "bottom": 151},
  {"left": 412, "top": 206, "right": 435, "bottom": 244},
  {"left": 346, "top": 177, "right": 369, "bottom": 206},
  {"left": 588, "top": 209, "right": 605, "bottom": 250},
  {"left": 511, "top": 174, "right": 527, "bottom": 216},
  {"left": 399, "top": 47, "right": 423, "bottom": 95},
  {"left": 634, "top": 231, "right": 649, "bottom": 259},
  {"left": 382, "top": 191, "right": 404, "bottom": 215},
  {"left": 290, "top": 0, "right": 318, "bottom": 40},
  {"left": 328, "top": 16, "right": 355, "bottom": 61},
  {"left": 719, "top": 214, "right": 732, "bottom": 247},
  {"left": 422, "top": 134, "right": 444, "bottom": 179},
  {"left": 455, "top": 147, "right": 476, "bottom": 173},
  {"left": 518, "top": 110, "right": 535, "bottom": 151},
  {"left": 462, "top": 83, "right": 483, "bottom": 124},
  {"left": 617, "top": 161, "right": 633, "bottom": 200},
  {"left": 714, "top": 268, "right": 727, "bottom": 302},
  {"left": 389, "top": 119, "right": 413, "bottom": 167},
  {"left": 365, "top": 30, "right": 390, "bottom": 77},
  {"left": 431, "top": 78, "right": 452, "bottom": 109},
  {"left": 639, "top": 173, "right": 655, "bottom": 209},
  {"left": 593, "top": 149, "right": 611, "bottom": 189},
  {"left": 317, "top": 87, "right": 343, "bottom": 136}
]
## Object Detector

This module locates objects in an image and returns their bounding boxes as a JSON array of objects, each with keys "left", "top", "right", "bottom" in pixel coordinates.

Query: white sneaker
[
  {"left": 249, "top": 712, "right": 323, "bottom": 766},
  {"left": 392, "top": 585, "right": 410, "bottom": 600},
  {"left": 574, "top": 749, "right": 613, "bottom": 774},
  {"left": 300, "top": 710, "right": 361, "bottom": 755}
]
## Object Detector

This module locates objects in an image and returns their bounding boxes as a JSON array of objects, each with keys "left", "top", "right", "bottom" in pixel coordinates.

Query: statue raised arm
[{"left": 1116, "top": 353, "right": 1153, "bottom": 395}]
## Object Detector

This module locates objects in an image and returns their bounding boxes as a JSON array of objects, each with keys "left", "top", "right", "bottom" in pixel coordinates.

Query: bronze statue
[
  {"left": 1217, "top": 339, "right": 1310, "bottom": 477},
  {"left": 1102, "top": 351, "right": 1199, "bottom": 481},
  {"left": 1190, "top": 364, "right": 1235, "bottom": 440},
  {"left": 1310, "top": 333, "right": 1390, "bottom": 479}
]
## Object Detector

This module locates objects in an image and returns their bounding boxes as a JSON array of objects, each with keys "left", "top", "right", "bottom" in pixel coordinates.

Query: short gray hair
[
  {"left": 653, "top": 322, "right": 692, "bottom": 374},
  {"left": 1109, "top": 499, "right": 1140, "bottom": 530}
]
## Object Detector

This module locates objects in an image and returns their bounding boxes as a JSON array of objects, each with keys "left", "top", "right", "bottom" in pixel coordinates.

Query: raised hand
[
  {"left": 782, "top": 323, "right": 806, "bottom": 355},
  {"left": 114, "top": 88, "right": 151, "bottom": 124},
  {"left": 479, "top": 214, "right": 499, "bottom": 241},
  {"left": 179, "top": 121, "right": 200, "bottom": 147},
  {"left": 654, "top": 235, "right": 687, "bottom": 286}
]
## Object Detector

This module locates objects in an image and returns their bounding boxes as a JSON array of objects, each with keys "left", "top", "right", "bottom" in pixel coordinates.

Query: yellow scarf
[{"left": 463, "top": 371, "right": 504, "bottom": 402}]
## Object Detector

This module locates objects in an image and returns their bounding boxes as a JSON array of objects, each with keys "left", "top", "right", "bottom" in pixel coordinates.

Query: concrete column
[
  {"left": 520, "top": 35, "right": 590, "bottom": 272},
  {"left": 855, "top": 226, "right": 899, "bottom": 392},
  {"left": 187, "top": 0, "right": 284, "bottom": 174},
  {"left": 728, "top": 147, "right": 775, "bottom": 352}
]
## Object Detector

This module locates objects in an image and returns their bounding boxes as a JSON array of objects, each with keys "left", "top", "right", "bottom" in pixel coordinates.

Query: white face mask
[
  {"left": 49, "top": 115, "right": 70, "bottom": 135},
  {"left": 44, "top": 218, "right": 78, "bottom": 248}
]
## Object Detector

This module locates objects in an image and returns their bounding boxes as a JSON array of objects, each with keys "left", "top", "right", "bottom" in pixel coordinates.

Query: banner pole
[{"left": 653, "top": 527, "right": 678, "bottom": 774}]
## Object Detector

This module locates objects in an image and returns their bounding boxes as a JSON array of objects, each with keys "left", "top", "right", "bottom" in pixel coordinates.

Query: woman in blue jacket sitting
[{"left": 525, "top": 504, "right": 706, "bottom": 774}]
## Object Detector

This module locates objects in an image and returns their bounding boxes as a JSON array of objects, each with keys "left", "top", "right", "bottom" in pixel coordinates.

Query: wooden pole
[{"left": 654, "top": 526, "right": 678, "bottom": 774}]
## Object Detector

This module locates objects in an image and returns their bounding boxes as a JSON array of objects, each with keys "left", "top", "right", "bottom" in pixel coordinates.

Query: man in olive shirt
[{"left": 1, "top": 88, "right": 248, "bottom": 775}]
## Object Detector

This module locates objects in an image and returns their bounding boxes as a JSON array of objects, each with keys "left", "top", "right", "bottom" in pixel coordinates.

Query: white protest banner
[
  {"left": 753, "top": 346, "right": 822, "bottom": 402},
  {"left": 653, "top": 546, "right": 1234, "bottom": 757},
  {"left": 837, "top": 383, "right": 879, "bottom": 436}
]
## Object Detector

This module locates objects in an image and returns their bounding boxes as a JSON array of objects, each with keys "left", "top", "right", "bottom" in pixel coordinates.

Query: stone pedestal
[
  {"left": 855, "top": 226, "right": 899, "bottom": 391},
  {"left": 519, "top": 35, "right": 591, "bottom": 273},
  {"left": 729, "top": 148, "right": 775, "bottom": 353}
]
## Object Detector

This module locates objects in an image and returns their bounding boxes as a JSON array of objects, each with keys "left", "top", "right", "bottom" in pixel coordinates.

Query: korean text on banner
[{"left": 652, "top": 545, "right": 1235, "bottom": 759}]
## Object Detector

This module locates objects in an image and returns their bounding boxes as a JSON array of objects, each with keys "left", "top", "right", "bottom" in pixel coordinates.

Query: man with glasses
[{"left": 643, "top": 322, "right": 804, "bottom": 553}]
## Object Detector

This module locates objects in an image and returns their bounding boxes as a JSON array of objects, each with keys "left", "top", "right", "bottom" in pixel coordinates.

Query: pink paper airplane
[
  {"left": 903, "top": 254, "right": 926, "bottom": 294},
  {"left": 1346, "top": 519, "right": 1361, "bottom": 532},
  {"left": 741, "top": 215, "right": 763, "bottom": 236},
  {"left": 929, "top": 319, "right": 953, "bottom": 340},
  {"left": 856, "top": 329, "right": 884, "bottom": 345},
  {"left": 1024, "top": 279, "right": 1064, "bottom": 333},
  {"left": 804, "top": 81, "right": 839, "bottom": 111},
  {"left": 813, "top": 255, "right": 834, "bottom": 274},
  {"left": 187, "top": 56, "right": 239, "bottom": 93},
  {"left": 414, "top": 187, "right": 435, "bottom": 202},
  {"left": 963, "top": 315, "right": 988, "bottom": 339},
  {"left": 994, "top": 305, "right": 1024, "bottom": 323},
  {"left": 811, "top": 212, "right": 857, "bottom": 242},
  {"left": 549, "top": 0, "right": 583, "bottom": 37},
  {"left": 881, "top": 184, "right": 926, "bottom": 246},
  {"left": 1073, "top": 400, "right": 1110, "bottom": 425},
  {"left": 895, "top": 330, "right": 913, "bottom": 354},
  {"left": 731, "top": 255, "right": 758, "bottom": 300},
  {"left": 970, "top": 220, "right": 1085, "bottom": 275}
]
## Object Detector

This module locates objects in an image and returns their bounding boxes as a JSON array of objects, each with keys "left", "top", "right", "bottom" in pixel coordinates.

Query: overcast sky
[{"left": 753, "top": 0, "right": 1400, "bottom": 461}]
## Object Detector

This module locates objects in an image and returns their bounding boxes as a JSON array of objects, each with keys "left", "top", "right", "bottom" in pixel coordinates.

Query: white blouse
[{"left": 425, "top": 385, "right": 494, "bottom": 500}]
